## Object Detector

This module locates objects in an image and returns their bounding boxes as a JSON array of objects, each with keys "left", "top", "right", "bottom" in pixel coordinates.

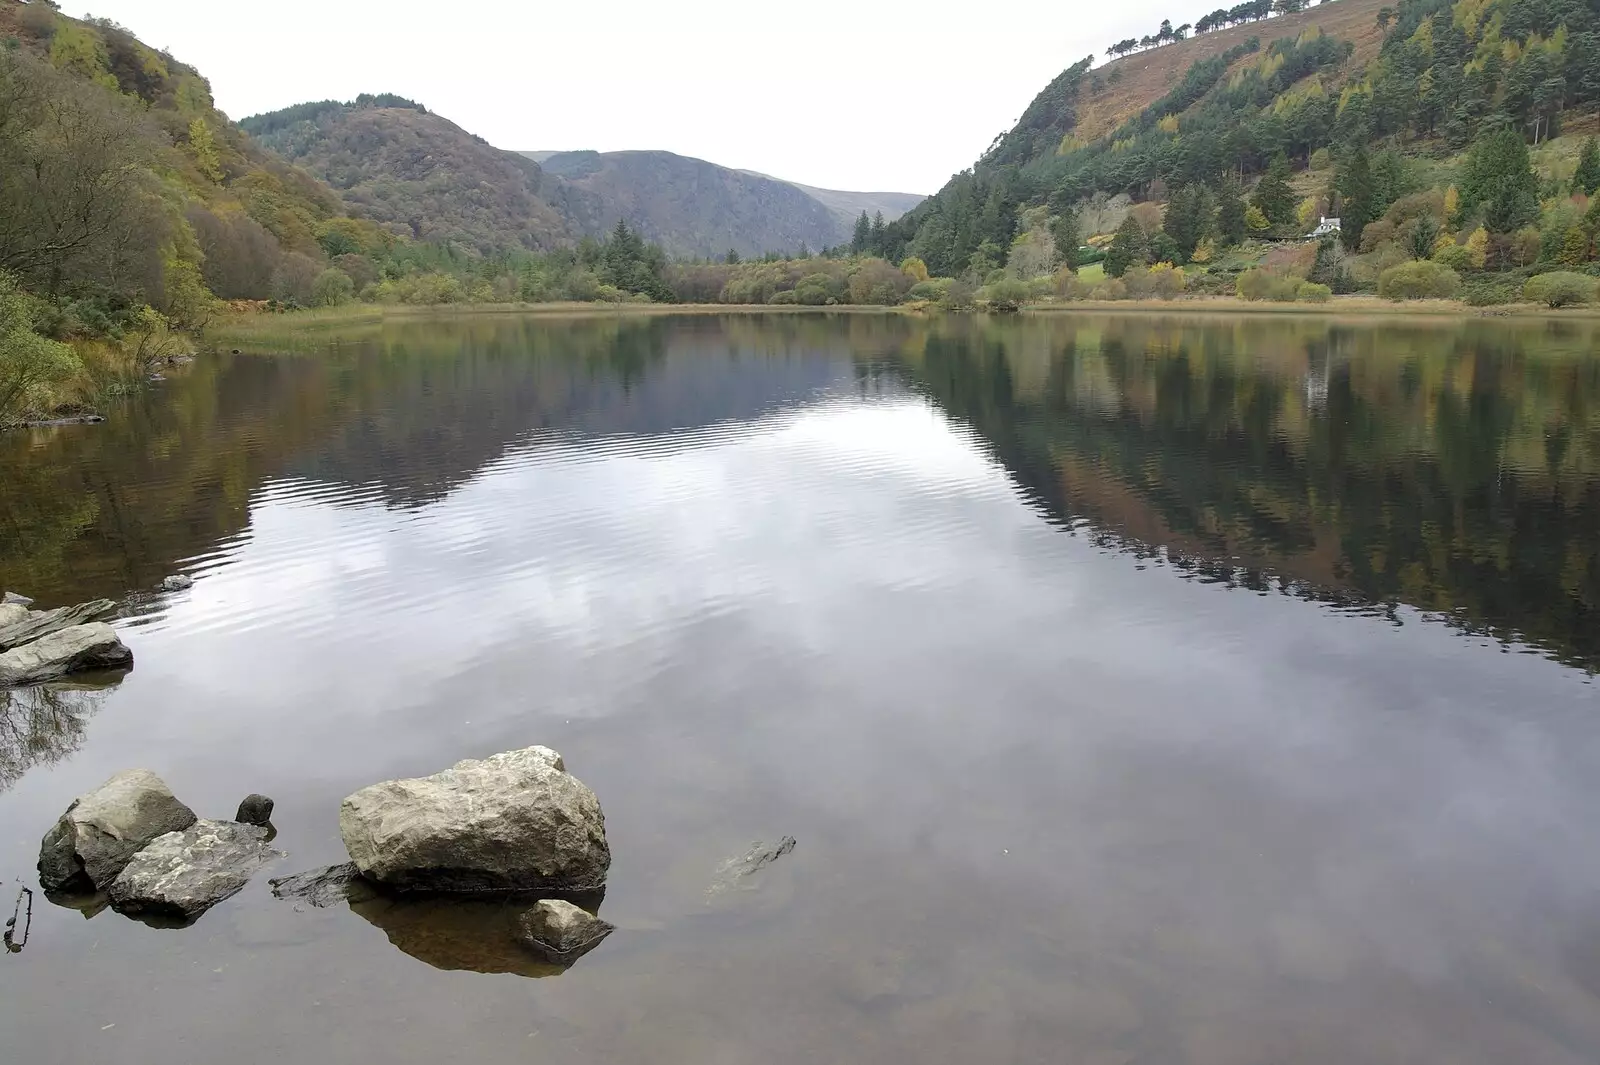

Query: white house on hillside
[{"left": 1310, "top": 216, "right": 1342, "bottom": 239}]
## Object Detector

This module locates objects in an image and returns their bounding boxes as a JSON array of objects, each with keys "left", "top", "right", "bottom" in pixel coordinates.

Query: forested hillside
[
  {"left": 241, "top": 99, "right": 585, "bottom": 254},
  {"left": 887, "top": 0, "right": 1600, "bottom": 292}
]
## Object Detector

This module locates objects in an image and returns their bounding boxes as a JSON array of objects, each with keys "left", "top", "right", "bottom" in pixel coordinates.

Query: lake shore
[{"left": 205, "top": 293, "right": 1600, "bottom": 348}]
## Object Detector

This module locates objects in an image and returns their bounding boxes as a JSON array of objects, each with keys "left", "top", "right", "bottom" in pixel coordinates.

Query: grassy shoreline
[{"left": 203, "top": 293, "right": 1600, "bottom": 347}]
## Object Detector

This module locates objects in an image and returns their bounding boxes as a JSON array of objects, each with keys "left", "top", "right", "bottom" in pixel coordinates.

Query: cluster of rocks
[
  {"left": 1, "top": 575, "right": 201, "bottom": 689},
  {"left": 36, "top": 770, "right": 280, "bottom": 924},
  {"left": 282, "top": 745, "right": 617, "bottom": 967},
  {"left": 0, "top": 596, "right": 131, "bottom": 687},
  {"left": 38, "top": 745, "right": 620, "bottom": 966}
]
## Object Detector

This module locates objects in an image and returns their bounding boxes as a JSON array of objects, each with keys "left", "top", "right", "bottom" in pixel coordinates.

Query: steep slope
[
  {"left": 240, "top": 99, "right": 584, "bottom": 254},
  {"left": 0, "top": 3, "right": 390, "bottom": 311},
  {"left": 535, "top": 150, "right": 844, "bottom": 258},
  {"left": 890, "top": 0, "right": 1600, "bottom": 276},
  {"left": 1071, "top": 0, "right": 1388, "bottom": 145}
]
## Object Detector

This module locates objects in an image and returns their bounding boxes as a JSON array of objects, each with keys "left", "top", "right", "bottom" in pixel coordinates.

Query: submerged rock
[
  {"left": 106, "top": 819, "right": 281, "bottom": 923},
  {"left": 339, "top": 745, "right": 610, "bottom": 894},
  {"left": 159, "top": 574, "right": 194, "bottom": 592},
  {"left": 0, "top": 599, "right": 117, "bottom": 653},
  {"left": 37, "top": 769, "right": 198, "bottom": 894},
  {"left": 706, "top": 836, "right": 797, "bottom": 898},
  {"left": 269, "top": 862, "right": 377, "bottom": 908},
  {"left": 518, "top": 898, "right": 615, "bottom": 966},
  {"left": 235, "top": 793, "right": 274, "bottom": 825},
  {"left": 0, "top": 623, "right": 132, "bottom": 686},
  {"left": 350, "top": 893, "right": 585, "bottom": 978}
]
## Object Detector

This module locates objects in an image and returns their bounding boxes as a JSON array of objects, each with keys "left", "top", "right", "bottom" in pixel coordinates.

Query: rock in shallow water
[
  {"left": 0, "top": 623, "right": 132, "bottom": 687},
  {"left": 339, "top": 746, "right": 610, "bottom": 894},
  {"left": 2, "top": 591, "right": 33, "bottom": 607},
  {"left": 37, "top": 769, "right": 198, "bottom": 894},
  {"left": 0, "top": 599, "right": 117, "bottom": 652},
  {"left": 235, "top": 793, "right": 274, "bottom": 825},
  {"left": 518, "top": 898, "right": 615, "bottom": 965},
  {"left": 107, "top": 820, "right": 282, "bottom": 923},
  {"left": 269, "top": 862, "right": 377, "bottom": 908},
  {"left": 159, "top": 575, "right": 193, "bottom": 592}
]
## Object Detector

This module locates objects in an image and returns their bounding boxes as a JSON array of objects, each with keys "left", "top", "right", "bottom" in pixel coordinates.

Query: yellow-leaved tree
[
  {"left": 188, "top": 118, "right": 223, "bottom": 183},
  {"left": 901, "top": 257, "right": 930, "bottom": 283},
  {"left": 1465, "top": 227, "right": 1489, "bottom": 269}
]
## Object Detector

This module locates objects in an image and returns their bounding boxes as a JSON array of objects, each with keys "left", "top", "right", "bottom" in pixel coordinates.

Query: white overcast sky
[{"left": 73, "top": 1, "right": 1181, "bottom": 194}]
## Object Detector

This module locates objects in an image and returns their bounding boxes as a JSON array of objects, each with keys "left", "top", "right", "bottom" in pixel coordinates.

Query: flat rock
[
  {"left": 159, "top": 575, "right": 193, "bottom": 592},
  {"left": 0, "top": 599, "right": 117, "bottom": 652},
  {"left": 270, "top": 862, "right": 378, "bottom": 908},
  {"left": 107, "top": 820, "right": 281, "bottom": 923},
  {"left": 2, "top": 591, "right": 33, "bottom": 607},
  {"left": 0, "top": 623, "right": 132, "bottom": 686},
  {"left": 518, "top": 898, "right": 615, "bottom": 965},
  {"left": 339, "top": 746, "right": 610, "bottom": 894},
  {"left": 38, "top": 769, "right": 198, "bottom": 893}
]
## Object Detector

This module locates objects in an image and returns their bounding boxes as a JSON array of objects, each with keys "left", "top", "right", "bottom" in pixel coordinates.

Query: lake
[{"left": 2, "top": 311, "right": 1599, "bottom": 1064}]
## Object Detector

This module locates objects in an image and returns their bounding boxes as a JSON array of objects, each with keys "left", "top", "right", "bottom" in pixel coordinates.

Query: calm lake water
[{"left": 2, "top": 311, "right": 1599, "bottom": 1064}]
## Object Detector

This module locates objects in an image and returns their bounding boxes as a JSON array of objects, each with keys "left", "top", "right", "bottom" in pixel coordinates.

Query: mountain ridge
[{"left": 241, "top": 96, "right": 924, "bottom": 258}]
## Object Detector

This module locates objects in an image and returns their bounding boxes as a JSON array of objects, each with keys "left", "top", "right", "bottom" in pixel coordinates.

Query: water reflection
[
  {"left": 0, "top": 681, "right": 119, "bottom": 794},
  {"left": 2, "top": 312, "right": 1599, "bottom": 1064},
  {"left": 900, "top": 315, "right": 1600, "bottom": 671},
  {"left": 350, "top": 892, "right": 606, "bottom": 978}
]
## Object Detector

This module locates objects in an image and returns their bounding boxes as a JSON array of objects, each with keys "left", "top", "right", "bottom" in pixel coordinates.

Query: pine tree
[
  {"left": 869, "top": 211, "right": 887, "bottom": 255},
  {"left": 1339, "top": 146, "right": 1376, "bottom": 252},
  {"left": 1216, "top": 179, "right": 1247, "bottom": 246},
  {"left": 1463, "top": 127, "right": 1540, "bottom": 233},
  {"left": 851, "top": 212, "right": 871, "bottom": 255},
  {"left": 1163, "top": 184, "right": 1215, "bottom": 263},
  {"left": 1252, "top": 153, "right": 1297, "bottom": 228},
  {"left": 1574, "top": 137, "right": 1600, "bottom": 196},
  {"left": 1105, "top": 215, "right": 1149, "bottom": 278},
  {"left": 1050, "top": 208, "right": 1080, "bottom": 271}
]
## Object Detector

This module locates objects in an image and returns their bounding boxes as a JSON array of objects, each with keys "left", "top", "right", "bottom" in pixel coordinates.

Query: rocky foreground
[
  {"left": 36, "top": 746, "right": 619, "bottom": 964},
  {"left": 0, "top": 597, "right": 131, "bottom": 687}
]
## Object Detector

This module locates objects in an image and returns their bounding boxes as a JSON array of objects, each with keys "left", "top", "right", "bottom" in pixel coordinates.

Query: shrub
[
  {"left": 766, "top": 289, "right": 798, "bottom": 305},
  {"left": 978, "top": 276, "right": 1032, "bottom": 310},
  {"left": 906, "top": 279, "right": 947, "bottom": 302},
  {"left": 1431, "top": 244, "right": 1474, "bottom": 272},
  {"left": 1124, "top": 262, "right": 1186, "bottom": 299},
  {"left": 0, "top": 273, "right": 80, "bottom": 423},
  {"left": 1461, "top": 277, "right": 1519, "bottom": 306},
  {"left": 939, "top": 280, "right": 976, "bottom": 311},
  {"left": 311, "top": 268, "right": 355, "bottom": 307},
  {"left": 1377, "top": 260, "right": 1461, "bottom": 301},
  {"left": 1523, "top": 271, "right": 1597, "bottom": 308},
  {"left": 1235, "top": 268, "right": 1300, "bottom": 302},
  {"left": 1296, "top": 282, "right": 1332, "bottom": 303},
  {"left": 1091, "top": 279, "right": 1129, "bottom": 301}
]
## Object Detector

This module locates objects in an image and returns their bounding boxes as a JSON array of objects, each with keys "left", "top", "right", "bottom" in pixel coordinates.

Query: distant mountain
[
  {"left": 240, "top": 98, "right": 586, "bottom": 254},
  {"left": 738, "top": 173, "right": 925, "bottom": 236},
  {"left": 241, "top": 96, "right": 924, "bottom": 259},
  {"left": 532, "top": 149, "right": 863, "bottom": 258}
]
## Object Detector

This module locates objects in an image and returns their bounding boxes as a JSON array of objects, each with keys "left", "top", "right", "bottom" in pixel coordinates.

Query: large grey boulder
[
  {"left": 0, "top": 623, "right": 132, "bottom": 687},
  {"left": 38, "top": 769, "right": 198, "bottom": 894},
  {"left": 107, "top": 819, "right": 282, "bottom": 923},
  {"left": 0, "top": 599, "right": 117, "bottom": 652},
  {"left": 518, "top": 898, "right": 615, "bottom": 965},
  {"left": 339, "top": 746, "right": 610, "bottom": 894}
]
